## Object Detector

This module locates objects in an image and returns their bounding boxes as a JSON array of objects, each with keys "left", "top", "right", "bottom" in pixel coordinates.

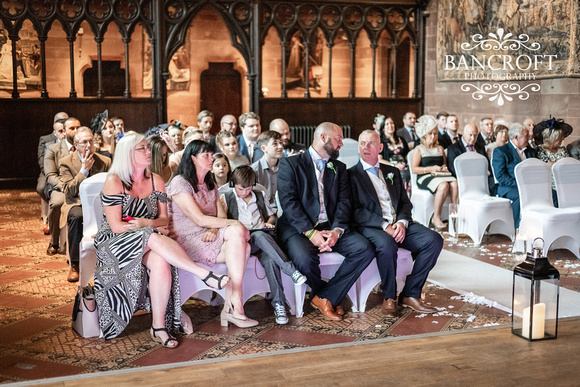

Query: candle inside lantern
[{"left": 522, "top": 303, "right": 545, "bottom": 339}]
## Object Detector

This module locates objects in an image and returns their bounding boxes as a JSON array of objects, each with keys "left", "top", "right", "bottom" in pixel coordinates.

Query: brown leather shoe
[
  {"left": 399, "top": 297, "right": 437, "bottom": 313},
  {"left": 335, "top": 305, "right": 345, "bottom": 316},
  {"left": 381, "top": 298, "right": 398, "bottom": 317},
  {"left": 46, "top": 244, "right": 58, "bottom": 256},
  {"left": 310, "top": 296, "right": 342, "bottom": 321},
  {"left": 67, "top": 266, "right": 79, "bottom": 283}
]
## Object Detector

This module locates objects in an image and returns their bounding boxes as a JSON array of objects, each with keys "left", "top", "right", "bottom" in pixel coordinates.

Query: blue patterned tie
[
  {"left": 315, "top": 159, "right": 326, "bottom": 172},
  {"left": 367, "top": 166, "right": 379, "bottom": 177}
]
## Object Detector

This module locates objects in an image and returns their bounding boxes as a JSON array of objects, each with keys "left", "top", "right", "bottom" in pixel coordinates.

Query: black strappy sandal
[
  {"left": 202, "top": 271, "right": 229, "bottom": 290},
  {"left": 150, "top": 327, "right": 178, "bottom": 348}
]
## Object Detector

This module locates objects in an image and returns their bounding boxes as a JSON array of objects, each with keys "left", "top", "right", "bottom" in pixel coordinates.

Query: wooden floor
[{"left": 39, "top": 317, "right": 580, "bottom": 386}]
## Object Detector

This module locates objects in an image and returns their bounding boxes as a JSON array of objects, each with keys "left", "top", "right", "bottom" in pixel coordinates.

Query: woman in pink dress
[{"left": 166, "top": 140, "right": 257, "bottom": 328}]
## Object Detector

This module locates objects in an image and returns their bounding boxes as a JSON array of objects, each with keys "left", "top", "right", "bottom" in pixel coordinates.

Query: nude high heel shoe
[{"left": 220, "top": 303, "right": 258, "bottom": 328}]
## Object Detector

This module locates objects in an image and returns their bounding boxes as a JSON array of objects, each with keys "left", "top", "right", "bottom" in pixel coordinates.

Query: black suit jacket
[
  {"left": 277, "top": 150, "right": 351, "bottom": 243},
  {"left": 446, "top": 140, "right": 489, "bottom": 177},
  {"left": 348, "top": 162, "right": 412, "bottom": 230},
  {"left": 438, "top": 131, "right": 453, "bottom": 149},
  {"left": 283, "top": 141, "right": 307, "bottom": 157},
  {"left": 237, "top": 134, "right": 264, "bottom": 164},
  {"left": 476, "top": 132, "right": 494, "bottom": 148}
]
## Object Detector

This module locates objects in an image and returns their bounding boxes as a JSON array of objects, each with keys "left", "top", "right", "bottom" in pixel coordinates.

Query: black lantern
[{"left": 512, "top": 238, "right": 560, "bottom": 341}]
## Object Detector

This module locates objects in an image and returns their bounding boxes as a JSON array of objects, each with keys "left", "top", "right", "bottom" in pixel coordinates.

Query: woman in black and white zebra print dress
[{"left": 94, "top": 132, "right": 229, "bottom": 348}]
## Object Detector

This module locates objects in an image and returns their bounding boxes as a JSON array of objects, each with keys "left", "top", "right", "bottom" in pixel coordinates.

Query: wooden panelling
[
  {"left": 259, "top": 97, "right": 422, "bottom": 140},
  {"left": 0, "top": 99, "right": 161, "bottom": 189}
]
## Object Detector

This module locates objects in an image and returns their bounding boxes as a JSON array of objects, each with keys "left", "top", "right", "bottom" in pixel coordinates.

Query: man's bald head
[
  {"left": 220, "top": 114, "right": 237, "bottom": 133},
  {"left": 312, "top": 122, "right": 343, "bottom": 159},
  {"left": 54, "top": 112, "right": 68, "bottom": 123},
  {"left": 463, "top": 123, "right": 479, "bottom": 147},
  {"left": 269, "top": 118, "right": 291, "bottom": 146}
]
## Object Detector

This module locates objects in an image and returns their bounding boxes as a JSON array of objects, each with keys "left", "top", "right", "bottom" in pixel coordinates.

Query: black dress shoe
[{"left": 46, "top": 244, "right": 58, "bottom": 256}]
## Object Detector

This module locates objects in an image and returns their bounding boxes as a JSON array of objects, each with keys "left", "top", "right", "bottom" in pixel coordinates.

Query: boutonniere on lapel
[
  {"left": 386, "top": 172, "right": 394, "bottom": 185},
  {"left": 327, "top": 162, "right": 337, "bottom": 174}
]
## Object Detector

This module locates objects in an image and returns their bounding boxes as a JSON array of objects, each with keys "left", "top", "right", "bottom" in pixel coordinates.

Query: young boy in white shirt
[{"left": 221, "top": 166, "right": 306, "bottom": 324}]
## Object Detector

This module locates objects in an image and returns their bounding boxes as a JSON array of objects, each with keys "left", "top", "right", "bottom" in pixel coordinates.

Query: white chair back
[
  {"left": 454, "top": 152, "right": 489, "bottom": 199},
  {"left": 514, "top": 159, "right": 553, "bottom": 210},
  {"left": 337, "top": 138, "right": 359, "bottom": 169},
  {"left": 79, "top": 173, "right": 108, "bottom": 238},
  {"left": 552, "top": 157, "right": 580, "bottom": 208},
  {"left": 407, "top": 150, "right": 419, "bottom": 191}
]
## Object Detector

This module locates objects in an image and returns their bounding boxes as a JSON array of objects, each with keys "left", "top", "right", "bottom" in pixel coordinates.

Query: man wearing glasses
[{"left": 59, "top": 127, "right": 111, "bottom": 282}]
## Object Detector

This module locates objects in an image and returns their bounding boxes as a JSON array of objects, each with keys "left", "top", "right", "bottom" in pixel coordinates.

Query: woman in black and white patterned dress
[{"left": 94, "top": 132, "right": 228, "bottom": 348}]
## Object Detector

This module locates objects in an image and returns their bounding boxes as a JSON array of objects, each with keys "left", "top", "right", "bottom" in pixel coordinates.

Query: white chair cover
[
  {"left": 355, "top": 248, "right": 413, "bottom": 313},
  {"left": 179, "top": 256, "right": 272, "bottom": 306},
  {"left": 454, "top": 152, "right": 514, "bottom": 244},
  {"left": 337, "top": 138, "right": 359, "bottom": 169},
  {"left": 280, "top": 252, "right": 358, "bottom": 317},
  {"left": 552, "top": 157, "right": 580, "bottom": 210},
  {"left": 515, "top": 158, "right": 580, "bottom": 258},
  {"left": 78, "top": 172, "right": 108, "bottom": 286},
  {"left": 407, "top": 150, "right": 449, "bottom": 226}
]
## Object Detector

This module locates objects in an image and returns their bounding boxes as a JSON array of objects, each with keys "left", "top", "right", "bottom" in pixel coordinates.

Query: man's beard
[{"left": 323, "top": 141, "right": 339, "bottom": 159}]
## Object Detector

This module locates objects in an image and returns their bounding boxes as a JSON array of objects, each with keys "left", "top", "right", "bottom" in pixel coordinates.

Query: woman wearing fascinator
[
  {"left": 411, "top": 114, "right": 458, "bottom": 230},
  {"left": 91, "top": 109, "right": 116, "bottom": 160},
  {"left": 533, "top": 117, "right": 572, "bottom": 207}
]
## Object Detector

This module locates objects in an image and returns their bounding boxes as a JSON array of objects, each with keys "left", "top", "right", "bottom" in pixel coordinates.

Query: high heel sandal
[
  {"left": 220, "top": 304, "right": 258, "bottom": 328},
  {"left": 202, "top": 271, "right": 229, "bottom": 290},
  {"left": 150, "top": 327, "right": 179, "bottom": 348}
]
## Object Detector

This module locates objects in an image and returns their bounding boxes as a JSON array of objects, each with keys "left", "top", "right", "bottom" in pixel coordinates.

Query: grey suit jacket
[
  {"left": 38, "top": 133, "right": 58, "bottom": 171},
  {"left": 44, "top": 140, "right": 71, "bottom": 191},
  {"left": 396, "top": 127, "right": 414, "bottom": 146}
]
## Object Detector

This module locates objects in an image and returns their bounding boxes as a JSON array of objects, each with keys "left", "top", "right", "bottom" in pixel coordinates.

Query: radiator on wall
[{"left": 289, "top": 125, "right": 352, "bottom": 146}]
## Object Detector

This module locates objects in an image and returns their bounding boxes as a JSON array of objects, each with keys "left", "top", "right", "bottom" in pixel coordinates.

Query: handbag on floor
[{"left": 72, "top": 284, "right": 101, "bottom": 338}]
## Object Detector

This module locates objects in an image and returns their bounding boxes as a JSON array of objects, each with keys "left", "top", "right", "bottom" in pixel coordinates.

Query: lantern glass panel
[{"left": 512, "top": 274, "right": 559, "bottom": 341}]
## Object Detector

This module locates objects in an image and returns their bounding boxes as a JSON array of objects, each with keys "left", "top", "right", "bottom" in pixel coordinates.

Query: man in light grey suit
[
  {"left": 44, "top": 117, "right": 80, "bottom": 256},
  {"left": 59, "top": 127, "right": 111, "bottom": 282}
]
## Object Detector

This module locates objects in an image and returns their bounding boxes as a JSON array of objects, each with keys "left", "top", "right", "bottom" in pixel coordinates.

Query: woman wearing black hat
[{"left": 534, "top": 118, "right": 572, "bottom": 207}]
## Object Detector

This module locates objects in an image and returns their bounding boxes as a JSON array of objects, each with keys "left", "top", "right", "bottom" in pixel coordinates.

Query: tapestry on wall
[
  {"left": 436, "top": 0, "right": 579, "bottom": 82},
  {"left": 0, "top": 21, "right": 41, "bottom": 91}
]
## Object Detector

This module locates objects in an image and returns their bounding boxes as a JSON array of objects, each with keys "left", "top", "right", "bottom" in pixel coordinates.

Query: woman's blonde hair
[
  {"left": 542, "top": 128, "right": 562, "bottom": 148},
  {"left": 108, "top": 131, "right": 146, "bottom": 190}
]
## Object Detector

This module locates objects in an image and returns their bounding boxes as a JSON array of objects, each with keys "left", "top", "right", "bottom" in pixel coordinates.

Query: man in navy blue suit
[
  {"left": 349, "top": 130, "right": 443, "bottom": 316},
  {"left": 492, "top": 123, "right": 537, "bottom": 229},
  {"left": 237, "top": 112, "right": 264, "bottom": 163},
  {"left": 277, "top": 122, "right": 375, "bottom": 321}
]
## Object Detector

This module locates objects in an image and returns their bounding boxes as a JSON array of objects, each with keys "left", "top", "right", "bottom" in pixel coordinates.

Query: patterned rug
[{"left": 0, "top": 190, "right": 577, "bottom": 384}]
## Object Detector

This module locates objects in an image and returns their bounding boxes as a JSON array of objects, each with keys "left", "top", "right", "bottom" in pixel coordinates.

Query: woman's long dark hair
[
  {"left": 176, "top": 140, "right": 215, "bottom": 193},
  {"left": 378, "top": 116, "right": 400, "bottom": 146}
]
